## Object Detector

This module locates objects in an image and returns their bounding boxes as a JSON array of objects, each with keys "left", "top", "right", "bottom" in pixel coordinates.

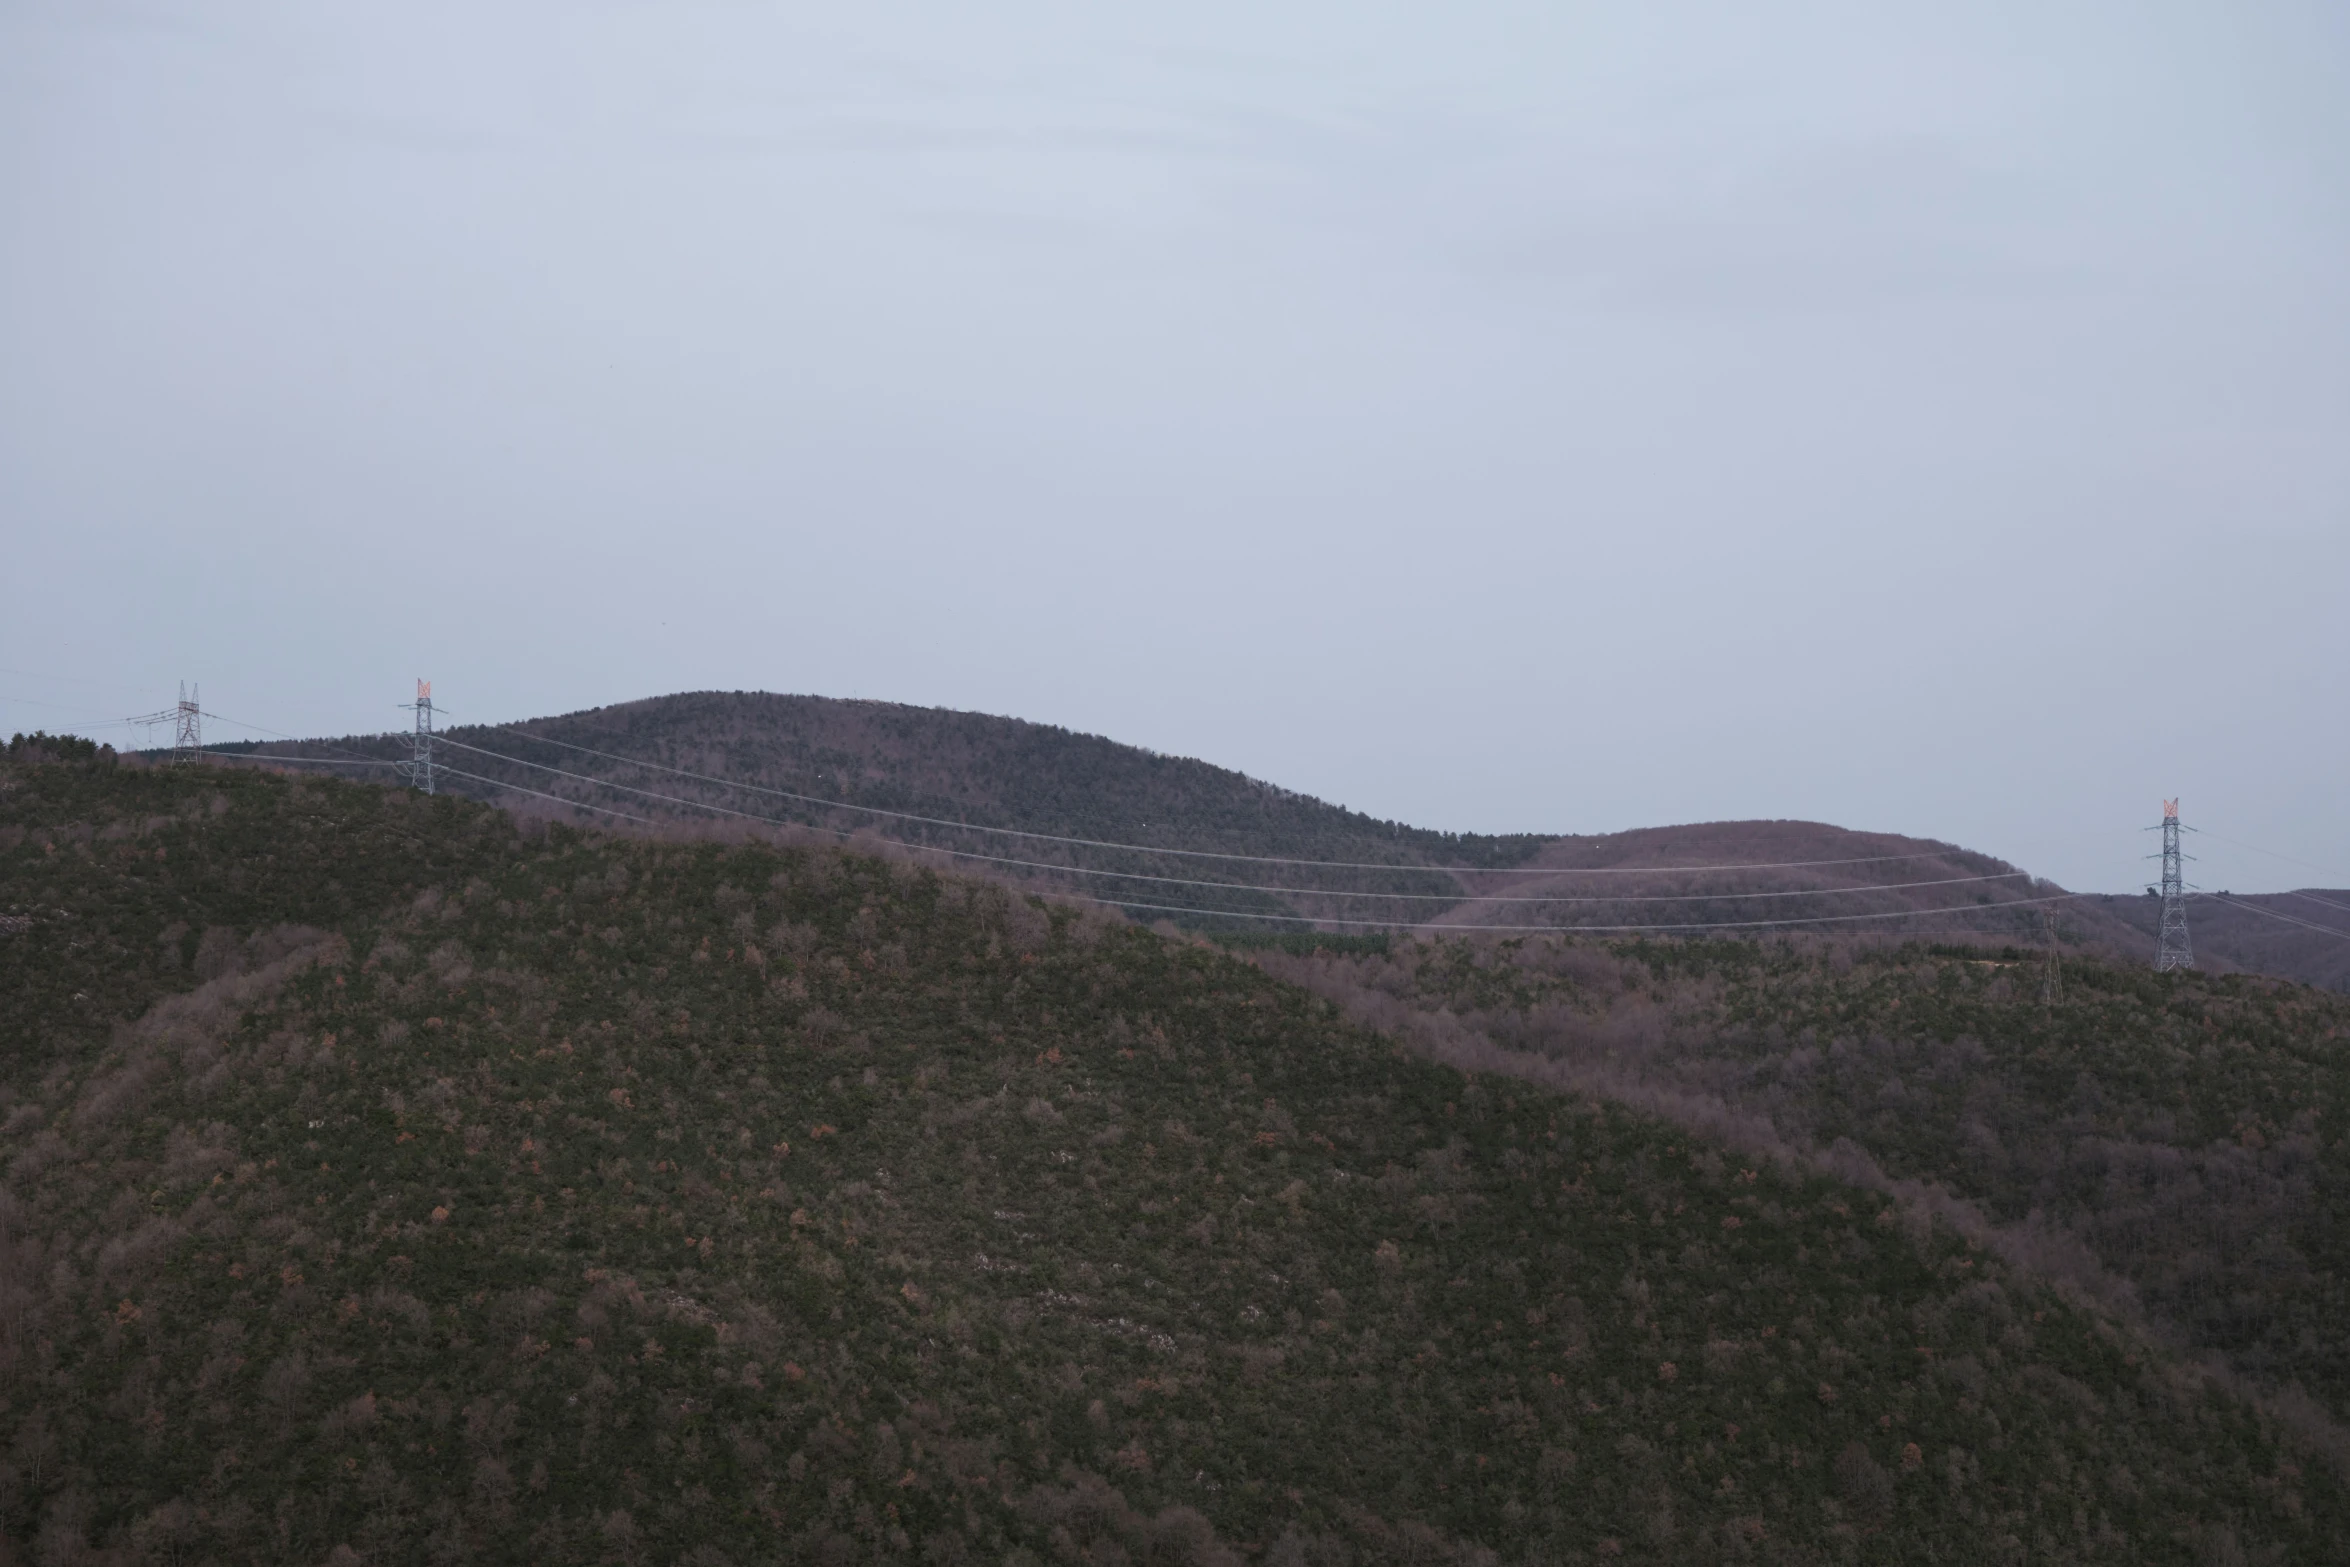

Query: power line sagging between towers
[
  {"left": 271, "top": 711, "right": 2074, "bottom": 938},
  {"left": 187, "top": 691, "right": 2350, "bottom": 948}
]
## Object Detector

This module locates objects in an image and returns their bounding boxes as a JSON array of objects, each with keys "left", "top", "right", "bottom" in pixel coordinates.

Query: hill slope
[
  {"left": 2, "top": 753, "right": 2344, "bottom": 1563},
  {"left": 1252, "top": 930, "right": 2350, "bottom": 1441}
]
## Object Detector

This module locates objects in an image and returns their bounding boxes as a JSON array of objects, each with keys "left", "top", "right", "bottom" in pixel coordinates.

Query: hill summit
[{"left": 459, "top": 691, "right": 1550, "bottom": 869}]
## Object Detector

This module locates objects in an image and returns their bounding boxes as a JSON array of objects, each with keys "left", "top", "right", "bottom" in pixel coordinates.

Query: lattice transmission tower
[
  {"left": 395, "top": 680, "right": 438, "bottom": 795},
  {"left": 127, "top": 681, "right": 201, "bottom": 763},
  {"left": 2152, "top": 798, "right": 2193, "bottom": 972},
  {"left": 173, "top": 682, "right": 200, "bottom": 762}
]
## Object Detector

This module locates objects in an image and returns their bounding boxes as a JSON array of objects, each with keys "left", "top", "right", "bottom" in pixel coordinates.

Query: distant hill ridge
[
  {"left": 235, "top": 691, "right": 1548, "bottom": 873},
  {"left": 207, "top": 690, "right": 2344, "bottom": 986},
  {"left": 498, "top": 690, "right": 1554, "bottom": 867},
  {"left": 236, "top": 690, "right": 2009, "bottom": 882}
]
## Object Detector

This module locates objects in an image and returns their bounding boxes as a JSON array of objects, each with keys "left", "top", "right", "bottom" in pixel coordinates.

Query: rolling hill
[
  {"left": 6, "top": 744, "right": 2345, "bottom": 1563},
  {"left": 221, "top": 690, "right": 1548, "bottom": 868},
  {"left": 204, "top": 691, "right": 2233, "bottom": 977}
]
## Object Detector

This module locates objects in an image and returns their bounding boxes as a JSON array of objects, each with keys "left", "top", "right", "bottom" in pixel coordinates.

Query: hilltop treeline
[{"left": 6, "top": 732, "right": 115, "bottom": 766}]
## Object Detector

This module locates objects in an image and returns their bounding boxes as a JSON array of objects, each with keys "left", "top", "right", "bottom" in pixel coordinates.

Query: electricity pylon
[
  {"left": 2152, "top": 799, "right": 2193, "bottom": 972},
  {"left": 127, "top": 681, "right": 200, "bottom": 763},
  {"left": 173, "top": 682, "right": 200, "bottom": 762},
  {"left": 396, "top": 680, "right": 438, "bottom": 795}
]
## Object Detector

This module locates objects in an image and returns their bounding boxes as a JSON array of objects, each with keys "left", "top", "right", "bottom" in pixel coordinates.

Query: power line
[
  {"left": 2210, "top": 895, "right": 2350, "bottom": 945},
  {"left": 1091, "top": 892, "right": 2075, "bottom": 935},
  {"left": 124, "top": 747, "right": 494, "bottom": 856},
  {"left": 2183, "top": 825, "right": 2346, "bottom": 884},
  {"left": 193, "top": 749, "right": 398, "bottom": 768},
  {"left": 1366, "top": 870, "right": 2029, "bottom": 905},
  {"left": 1, "top": 695, "right": 150, "bottom": 728},
  {"left": 199, "top": 711, "right": 415, "bottom": 772},
  {"left": 456, "top": 720, "right": 1979, "bottom": 877},
  {"left": 170, "top": 697, "right": 2350, "bottom": 947},
  {"left": 0, "top": 668, "right": 176, "bottom": 700},
  {"left": 453, "top": 731, "right": 2032, "bottom": 901},
  {"left": 199, "top": 710, "right": 329, "bottom": 743},
  {"left": 2285, "top": 890, "right": 2350, "bottom": 917},
  {"left": 430, "top": 736, "right": 2070, "bottom": 933},
  {"left": 435, "top": 736, "right": 1475, "bottom": 892},
  {"left": 435, "top": 766, "right": 652, "bottom": 825},
  {"left": 432, "top": 735, "right": 2035, "bottom": 907},
  {"left": 227, "top": 722, "right": 2020, "bottom": 926},
  {"left": 124, "top": 702, "right": 2350, "bottom": 916},
  {"left": 190, "top": 739, "right": 648, "bottom": 825}
]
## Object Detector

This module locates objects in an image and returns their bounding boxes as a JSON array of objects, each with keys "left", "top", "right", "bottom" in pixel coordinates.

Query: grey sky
[{"left": 5, "top": 1, "right": 2345, "bottom": 894}]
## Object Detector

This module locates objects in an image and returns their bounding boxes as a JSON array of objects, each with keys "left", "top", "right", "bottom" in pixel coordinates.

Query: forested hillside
[
  {"left": 1252, "top": 933, "right": 2350, "bottom": 1451},
  {"left": 3, "top": 750, "right": 2344, "bottom": 1564}
]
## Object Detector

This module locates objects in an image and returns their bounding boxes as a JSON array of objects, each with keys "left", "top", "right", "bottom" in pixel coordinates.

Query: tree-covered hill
[
  {"left": 1251, "top": 932, "right": 2350, "bottom": 1456},
  {"left": 225, "top": 690, "right": 1550, "bottom": 872},
  {"left": 203, "top": 691, "right": 2201, "bottom": 967},
  {"left": 2, "top": 752, "right": 2342, "bottom": 1563}
]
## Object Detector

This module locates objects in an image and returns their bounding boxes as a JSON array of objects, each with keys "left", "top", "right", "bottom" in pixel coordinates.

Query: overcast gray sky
[{"left": 4, "top": 1, "right": 2345, "bottom": 893}]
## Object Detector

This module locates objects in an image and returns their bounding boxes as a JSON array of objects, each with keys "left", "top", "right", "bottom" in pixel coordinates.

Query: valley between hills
[{"left": 5, "top": 700, "right": 2348, "bottom": 1565}]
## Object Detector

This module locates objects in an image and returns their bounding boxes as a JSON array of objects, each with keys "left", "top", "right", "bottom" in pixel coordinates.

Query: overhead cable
[
  {"left": 434, "top": 766, "right": 653, "bottom": 825},
  {"left": 2, "top": 696, "right": 148, "bottom": 728},
  {"left": 458, "top": 721, "right": 1976, "bottom": 877},
  {"left": 201, "top": 712, "right": 411, "bottom": 772},
  {"left": 188, "top": 729, "right": 646, "bottom": 827},
  {"left": 196, "top": 748, "right": 398, "bottom": 768},
  {"left": 2183, "top": 826, "right": 2346, "bottom": 884},
  {"left": 1087, "top": 892, "right": 2075, "bottom": 935},
  {"left": 436, "top": 738, "right": 2066, "bottom": 933},
  {"left": 94, "top": 701, "right": 2151, "bottom": 940},
  {"left": 2210, "top": 895, "right": 2350, "bottom": 944},
  {"left": 433, "top": 735, "right": 2030, "bottom": 906},
  {"left": 2285, "top": 890, "right": 2350, "bottom": 917}
]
